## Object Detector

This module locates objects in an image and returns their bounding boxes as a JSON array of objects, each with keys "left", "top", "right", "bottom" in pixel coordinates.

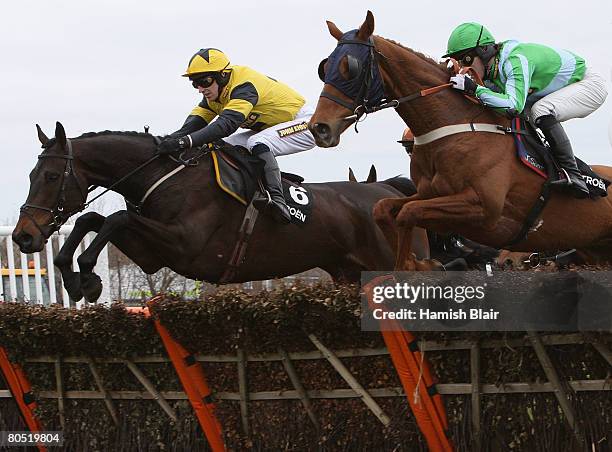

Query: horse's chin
[
  {"left": 314, "top": 136, "right": 341, "bottom": 148},
  {"left": 17, "top": 236, "right": 45, "bottom": 254},
  {"left": 20, "top": 244, "right": 43, "bottom": 254}
]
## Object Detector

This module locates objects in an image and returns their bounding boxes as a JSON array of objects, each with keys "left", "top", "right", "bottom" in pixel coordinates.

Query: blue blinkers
[{"left": 318, "top": 30, "right": 385, "bottom": 112}]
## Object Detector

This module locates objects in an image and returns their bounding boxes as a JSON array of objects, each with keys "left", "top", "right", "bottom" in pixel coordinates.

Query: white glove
[
  {"left": 450, "top": 73, "right": 477, "bottom": 95},
  {"left": 450, "top": 74, "right": 469, "bottom": 90}
]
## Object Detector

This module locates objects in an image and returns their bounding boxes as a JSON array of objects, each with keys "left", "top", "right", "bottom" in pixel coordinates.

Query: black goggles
[
  {"left": 191, "top": 75, "right": 216, "bottom": 89},
  {"left": 455, "top": 50, "right": 477, "bottom": 66}
]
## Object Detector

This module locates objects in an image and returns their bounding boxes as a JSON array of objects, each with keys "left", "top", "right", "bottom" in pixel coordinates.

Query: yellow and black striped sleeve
[
  {"left": 167, "top": 114, "right": 208, "bottom": 139},
  {"left": 223, "top": 82, "right": 259, "bottom": 119},
  {"left": 189, "top": 99, "right": 218, "bottom": 124},
  {"left": 189, "top": 83, "right": 259, "bottom": 147}
]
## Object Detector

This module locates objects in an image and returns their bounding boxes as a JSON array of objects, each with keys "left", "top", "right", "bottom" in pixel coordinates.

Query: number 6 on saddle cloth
[{"left": 210, "top": 143, "right": 313, "bottom": 226}]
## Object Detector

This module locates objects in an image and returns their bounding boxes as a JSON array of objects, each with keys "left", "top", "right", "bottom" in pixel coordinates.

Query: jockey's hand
[
  {"left": 450, "top": 74, "right": 477, "bottom": 96},
  {"left": 156, "top": 137, "right": 189, "bottom": 155}
]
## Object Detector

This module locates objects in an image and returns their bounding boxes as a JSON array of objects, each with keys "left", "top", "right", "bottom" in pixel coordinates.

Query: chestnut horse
[
  {"left": 309, "top": 11, "right": 612, "bottom": 270},
  {"left": 12, "top": 122, "right": 434, "bottom": 302}
]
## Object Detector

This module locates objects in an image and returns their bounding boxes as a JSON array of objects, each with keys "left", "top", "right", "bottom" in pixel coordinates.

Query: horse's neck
[
  {"left": 375, "top": 37, "right": 492, "bottom": 136},
  {"left": 76, "top": 137, "right": 172, "bottom": 202}
]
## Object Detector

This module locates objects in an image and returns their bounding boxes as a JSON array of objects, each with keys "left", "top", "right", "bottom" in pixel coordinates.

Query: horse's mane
[
  {"left": 43, "top": 130, "right": 155, "bottom": 149},
  {"left": 376, "top": 36, "right": 452, "bottom": 76},
  {"left": 77, "top": 130, "right": 153, "bottom": 139}
]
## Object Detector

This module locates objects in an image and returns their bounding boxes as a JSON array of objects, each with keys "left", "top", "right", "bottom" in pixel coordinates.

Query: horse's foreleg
[
  {"left": 394, "top": 226, "right": 414, "bottom": 270},
  {"left": 373, "top": 195, "right": 420, "bottom": 253},
  {"left": 395, "top": 189, "right": 488, "bottom": 270},
  {"left": 54, "top": 212, "right": 107, "bottom": 301},
  {"left": 411, "top": 227, "right": 430, "bottom": 260},
  {"left": 76, "top": 211, "right": 168, "bottom": 303}
]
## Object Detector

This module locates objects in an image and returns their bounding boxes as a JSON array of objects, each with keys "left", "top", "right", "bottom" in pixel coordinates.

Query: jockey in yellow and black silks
[{"left": 158, "top": 48, "right": 316, "bottom": 223}]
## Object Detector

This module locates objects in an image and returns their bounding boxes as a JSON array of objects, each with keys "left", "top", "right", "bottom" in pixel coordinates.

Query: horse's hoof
[
  {"left": 81, "top": 273, "right": 102, "bottom": 303},
  {"left": 63, "top": 272, "right": 84, "bottom": 301}
]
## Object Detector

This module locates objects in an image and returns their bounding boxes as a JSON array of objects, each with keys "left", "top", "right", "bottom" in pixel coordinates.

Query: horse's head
[
  {"left": 13, "top": 122, "right": 88, "bottom": 253},
  {"left": 309, "top": 11, "right": 384, "bottom": 147}
]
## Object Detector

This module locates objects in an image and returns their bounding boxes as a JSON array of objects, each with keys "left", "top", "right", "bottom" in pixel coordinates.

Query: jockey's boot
[
  {"left": 252, "top": 144, "right": 291, "bottom": 224},
  {"left": 536, "top": 115, "right": 589, "bottom": 199}
]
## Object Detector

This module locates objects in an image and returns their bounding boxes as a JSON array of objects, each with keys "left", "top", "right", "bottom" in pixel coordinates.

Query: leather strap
[
  {"left": 219, "top": 197, "right": 260, "bottom": 283},
  {"left": 414, "top": 123, "right": 508, "bottom": 146},
  {"left": 140, "top": 165, "right": 186, "bottom": 205}
]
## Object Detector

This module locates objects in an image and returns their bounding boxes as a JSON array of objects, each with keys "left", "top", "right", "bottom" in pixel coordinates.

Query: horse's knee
[
  {"left": 373, "top": 199, "right": 400, "bottom": 225},
  {"left": 54, "top": 254, "right": 71, "bottom": 268},
  {"left": 75, "top": 212, "right": 105, "bottom": 228},
  {"left": 396, "top": 203, "right": 421, "bottom": 228},
  {"left": 105, "top": 211, "right": 130, "bottom": 228}
]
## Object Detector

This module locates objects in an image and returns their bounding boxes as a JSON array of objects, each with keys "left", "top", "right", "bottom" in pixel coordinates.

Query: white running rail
[{"left": 0, "top": 225, "right": 110, "bottom": 307}]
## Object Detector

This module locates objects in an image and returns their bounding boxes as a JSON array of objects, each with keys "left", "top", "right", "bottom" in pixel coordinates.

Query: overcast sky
[{"left": 1, "top": 0, "right": 611, "bottom": 223}]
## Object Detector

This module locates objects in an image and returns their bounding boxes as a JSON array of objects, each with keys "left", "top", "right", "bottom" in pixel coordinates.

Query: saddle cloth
[
  {"left": 511, "top": 117, "right": 609, "bottom": 198},
  {"left": 211, "top": 145, "right": 313, "bottom": 226}
]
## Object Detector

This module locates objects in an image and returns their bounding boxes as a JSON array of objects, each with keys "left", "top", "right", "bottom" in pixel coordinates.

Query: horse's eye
[{"left": 45, "top": 172, "right": 60, "bottom": 182}]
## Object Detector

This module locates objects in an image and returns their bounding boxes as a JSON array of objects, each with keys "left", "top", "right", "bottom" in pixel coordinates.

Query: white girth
[{"left": 413, "top": 123, "right": 508, "bottom": 146}]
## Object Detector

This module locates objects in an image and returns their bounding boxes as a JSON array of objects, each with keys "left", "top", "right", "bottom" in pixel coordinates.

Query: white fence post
[
  {"left": 95, "top": 242, "right": 111, "bottom": 306},
  {"left": 0, "top": 225, "right": 111, "bottom": 308}
]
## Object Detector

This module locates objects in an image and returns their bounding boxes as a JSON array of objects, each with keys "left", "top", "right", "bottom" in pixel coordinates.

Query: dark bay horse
[
  {"left": 309, "top": 11, "right": 612, "bottom": 270},
  {"left": 12, "top": 122, "right": 433, "bottom": 302}
]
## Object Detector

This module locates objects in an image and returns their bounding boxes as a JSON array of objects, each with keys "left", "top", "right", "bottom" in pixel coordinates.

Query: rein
[{"left": 343, "top": 83, "right": 454, "bottom": 124}]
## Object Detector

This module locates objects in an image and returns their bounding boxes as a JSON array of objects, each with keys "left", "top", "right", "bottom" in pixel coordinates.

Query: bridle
[
  {"left": 20, "top": 138, "right": 160, "bottom": 236},
  {"left": 319, "top": 36, "right": 381, "bottom": 123},
  {"left": 20, "top": 139, "right": 89, "bottom": 236},
  {"left": 319, "top": 37, "right": 481, "bottom": 128}
]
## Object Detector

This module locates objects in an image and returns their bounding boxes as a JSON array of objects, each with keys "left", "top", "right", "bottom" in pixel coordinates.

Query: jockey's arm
[
  {"left": 167, "top": 115, "right": 208, "bottom": 139},
  {"left": 188, "top": 82, "right": 259, "bottom": 148},
  {"left": 475, "top": 54, "right": 533, "bottom": 115}
]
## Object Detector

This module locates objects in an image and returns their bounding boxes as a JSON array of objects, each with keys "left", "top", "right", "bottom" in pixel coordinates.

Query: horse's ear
[
  {"left": 326, "top": 20, "right": 344, "bottom": 41},
  {"left": 348, "top": 167, "right": 357, "bottom": 182},
  {"left": 357, "top": 10, "right": 375, "bottom": 41},
  {"left": 366, "top": 164, "right": 377, "bottom": 183},
  {"left": 36, "top": 124, "right": 49, "bottom": 147},
  {"left": 55, "top": 121, "right": 67, "bottom": 149}
]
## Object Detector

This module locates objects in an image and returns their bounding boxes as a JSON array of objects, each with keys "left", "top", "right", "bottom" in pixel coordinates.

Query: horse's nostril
[
  {"left": 313, "top": 123, "right": 331, "bottom": 139},
  {"left": 13, "top": 231, "right": 33, "bottom": 249}
]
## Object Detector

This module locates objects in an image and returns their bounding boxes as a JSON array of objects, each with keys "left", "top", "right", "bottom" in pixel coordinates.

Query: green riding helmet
[{"left": 443, "top": 22, "right": 495, "bottom": 58}]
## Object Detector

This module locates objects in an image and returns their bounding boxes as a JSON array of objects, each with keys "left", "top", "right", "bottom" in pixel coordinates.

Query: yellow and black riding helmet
[{"left": 182, "top": 48, "right": 231, "bottom": 87}]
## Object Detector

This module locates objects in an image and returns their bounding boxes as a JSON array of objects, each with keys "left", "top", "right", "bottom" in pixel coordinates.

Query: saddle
[
  {"left": 511, "top": 117, "right": 609, "bottom": 198},
  {"left": 211, "top": 143, "right": 313, "bottom": 226}
]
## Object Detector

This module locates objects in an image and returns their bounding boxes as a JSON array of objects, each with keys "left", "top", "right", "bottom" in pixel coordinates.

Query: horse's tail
[{"left": 381, "top": 176, "right": 417, "bottom": 197}]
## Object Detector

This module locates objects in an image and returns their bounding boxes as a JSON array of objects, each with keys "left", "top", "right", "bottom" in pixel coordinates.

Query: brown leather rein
[{"left": 344, "top": 58, "right": 483, "bottom": 123}]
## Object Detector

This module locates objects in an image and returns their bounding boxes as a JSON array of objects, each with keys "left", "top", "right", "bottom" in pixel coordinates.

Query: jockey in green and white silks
[{"left": 444, "top": 22, "right": 608, "bottom": 198}]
